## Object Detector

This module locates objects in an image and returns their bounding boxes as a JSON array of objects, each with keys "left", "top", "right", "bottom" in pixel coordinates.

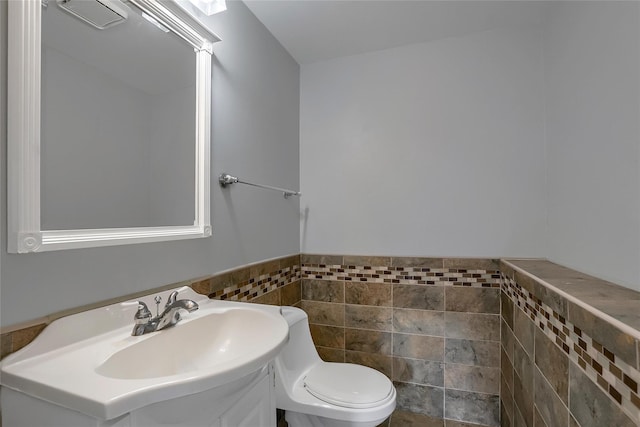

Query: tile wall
[
  {"left": 500, "top": 260, "right": 640, "bottom": 427},
  {"left": 301, "top": 255, "right": 502, "bottom": 427},
  {"left": 4, "top": 254, "right": 640, "bottom": 427}
]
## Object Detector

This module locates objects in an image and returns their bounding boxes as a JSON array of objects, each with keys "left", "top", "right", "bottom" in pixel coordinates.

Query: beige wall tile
[
  {"left": 514, "top": 306, "right": 535, "bottom": 357},
  {"left": 443, "top": 258, "right": 499, "bottom": 271},
  {"left": 300, "top": 300, "right": 344, "bottom": 326},
  {"left": 345, "top": 305, "right": 393, "bottom": 331},
  {"left": 343, "top": 255, "right": 391, "bottom": 266},
  {"left": 303, "top": 279, "right": 344, "bottom": 302},
  {"left": 393, "top": 357, "right": 444, "bottom": 387},
  {"left": 501, "top": 347, "right": 514, "bottom": 393},
  {"left": 301, "top": 254, "right": 343, "bottom": 265},
  {"left": 568, "top": 301, "right": 637, "bottom": 368},
  {"left": 444, "top": 389, "right": 500, "bottom": 427},
  {"left": 250, "top": 259, "right": 281, "bottom": 278},
  {"left": 390, "top": 409, "right": 444, "bottom": 426},
  {"left": 345, "top": 328, "right": 391, "bottom": 355},
  {"left": 279, "top": 254, "right": 300, "bottom": 269},
  {"left": 393, "top": 309, "right": 444, "bottom": 336},
  {"left": 514, "top": 270, "right": 567, "bottom": 318},
  {"left": 190, "top": 278, "right": 212, "bottom": 295},
  {"left": 533, "top": 406, "right": 548, "bottom": 427},
  {"left": 393, "top": 284, "right": 444, "bottom": 311},
  {"left": 534, "top": 328, "right": 569, "bottom": 404},
  {"left": 12, "top": 324, "right": 46, "bottom": 352},
  {"left": 445, "top": 287, "right": 499, "bottom": 314},
  {"left": 281, "top": 281, "right": 301, "bottom": 306},
  {"left": 317, "top": 346, "right": 344, "bottom": 363},
  {"left": 534, "top": 367, "right": 568, "bottom": 427},
  {"left": 345, "top": 282, "right": 391, "bottom": 306},
  {"left": 501, "top": 319, "right": 515, "bottom": 364},
  {"left": 444, "top": 338, "right": 500, "bottom": 367},
  {"left": 393, "top": 333, "right": 444, "bottom": 361},
  {"left": 346, "top": 350, "right": 393, "bottom": 378},
  {"left": 569, "top": 362, "right": 636, "bottom": 427},
  {"left": 514, "top": 339, "right": 534, "bottom": 389},
  {"left": 513, "top": 369, "right": 534, "bottom": 427},
  {"left": 394, "top": 382, "right": 444, "bottom": 419},
  {"left": 250, "top": 289, "right": 280, "bottom": 306},
  {"left": 501, "top": 290, "right": 515, "bottom": 329},
  {"left": 445, "top": 312, "right": 500, "bottom": 341},
  {"left": 444, "top": 363, "right": 500, "bottom": 394},
  {"left": 1, "top": 333, "right": 13, "bottom": 360},
  {"left": 501, "top": 374, "right": 515, "bottom": 425},
  {"left": 210, "top": 268, "right": 250, "bottom": 293},
  {"left": 390, "top": 257, "right": 443, "bottom": 268},
  {"left": 310, "top": 324, "right": 344, "bottom": 349}
]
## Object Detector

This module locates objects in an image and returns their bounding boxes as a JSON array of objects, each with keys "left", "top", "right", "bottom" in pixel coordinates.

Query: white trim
[
  {"left": 8, "top": 0, "right": 42, "bottom": 254},
  {"left": 129, "top": 0, "right": 220, "bottom": 52},
  {"left": 7, "top": 0, "right": 216, "bottom": 253}
]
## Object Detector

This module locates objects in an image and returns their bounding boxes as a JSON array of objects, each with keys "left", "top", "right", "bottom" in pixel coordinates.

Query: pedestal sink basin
[
  {"left": 96, "top": 307, "right": 282, "bottom": 380},
  {"left": 0, "top": 287, "right": 289, "bottom": 420}
]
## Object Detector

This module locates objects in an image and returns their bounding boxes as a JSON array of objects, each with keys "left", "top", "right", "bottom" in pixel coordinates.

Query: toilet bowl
[{"left": 273, "top": 307, "right": 396, "bottom": 427}]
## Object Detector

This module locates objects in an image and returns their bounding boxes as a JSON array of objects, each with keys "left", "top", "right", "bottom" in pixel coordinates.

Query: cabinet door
[{"left": 220, "top": 375, "right": 275, "bottom": 427}]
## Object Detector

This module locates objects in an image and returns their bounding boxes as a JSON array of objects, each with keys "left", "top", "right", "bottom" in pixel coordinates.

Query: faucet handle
[
  {"left": 166, "top": 291, "right": 179, "bottom": 307},
  {"left": 134, "top": 301, "right": 152, "bottom": 324}
]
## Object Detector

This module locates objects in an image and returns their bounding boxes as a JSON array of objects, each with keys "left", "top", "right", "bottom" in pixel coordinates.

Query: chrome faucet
[{"left": 132, "top": 291, "right": 199, "bottom": 336}]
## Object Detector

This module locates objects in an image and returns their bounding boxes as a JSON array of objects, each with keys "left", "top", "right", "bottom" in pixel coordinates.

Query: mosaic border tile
[
  {"left": 210, "top": 265, "right": 301, "bottom": 301},
  {"left": 302, "top": 264, "right": 500, "bottom": 288},
  {"left": 503, "top": 274, "right": 640, "bottom": 424}
]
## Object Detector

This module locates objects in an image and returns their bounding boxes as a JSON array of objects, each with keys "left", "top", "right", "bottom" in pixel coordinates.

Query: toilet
[{"left": 273, "top": 307, "right": 396, "bottom": 427}]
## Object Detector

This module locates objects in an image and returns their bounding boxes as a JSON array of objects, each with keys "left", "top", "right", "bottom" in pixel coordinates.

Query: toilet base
[{"left": 285, "top": 410, "right": 389, "bottom": 427}]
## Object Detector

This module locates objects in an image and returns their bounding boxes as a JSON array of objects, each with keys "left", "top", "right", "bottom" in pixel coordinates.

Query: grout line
[{"left": 534, "top": 364, "right": 569, "bottom": 415}]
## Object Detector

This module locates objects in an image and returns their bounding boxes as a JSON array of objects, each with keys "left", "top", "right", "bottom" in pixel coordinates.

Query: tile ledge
[{"left": 501, "top": 259, "right": 640, "bottom": 341}]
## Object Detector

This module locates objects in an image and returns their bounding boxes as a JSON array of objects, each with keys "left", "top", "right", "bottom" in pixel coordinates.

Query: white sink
[
  {"left": 0, "top": 287, "right": 289, "bottom": 420},
  {"left": 96, "top": 307, "right": 283, "bottom": 380}
]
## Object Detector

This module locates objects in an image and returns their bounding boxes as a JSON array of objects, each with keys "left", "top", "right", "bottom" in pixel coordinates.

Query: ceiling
[{"left": 242, "top": 0, "right": 547, "bottom": 65}]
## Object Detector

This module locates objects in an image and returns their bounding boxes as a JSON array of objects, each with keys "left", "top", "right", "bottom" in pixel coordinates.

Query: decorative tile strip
[
  {"left": 211, "top": 265, "right": 301, "bottom": 302},
  {"left": 502, "top": 274, "right": 640, "bottom": 423},
  {"left": 302, "top": 264, "right": 500, "bottom": 288}
]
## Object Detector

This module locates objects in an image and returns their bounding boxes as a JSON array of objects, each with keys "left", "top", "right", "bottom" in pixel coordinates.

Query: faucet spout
[
  {"left": 131, "top": 296, "right": 199, "bottom": 336},
  {"left": 155, "top": 299, "right": 199, "bottom": 331},
  {"left": 166, "top": 299, "right": 199, "bottom": 313}
]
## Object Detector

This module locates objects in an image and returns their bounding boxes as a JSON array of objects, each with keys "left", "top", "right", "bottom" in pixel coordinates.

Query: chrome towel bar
[{"left": 218, "top": 173, "right": 301, "bottom": 199}]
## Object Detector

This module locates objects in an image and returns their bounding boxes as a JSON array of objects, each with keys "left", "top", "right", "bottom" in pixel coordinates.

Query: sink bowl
[
  {"left": 96, "top": 308, "right": 281, "bottom": 380},
  {"left": 0, "top": 287, "right": 289, "bottom": 420}
]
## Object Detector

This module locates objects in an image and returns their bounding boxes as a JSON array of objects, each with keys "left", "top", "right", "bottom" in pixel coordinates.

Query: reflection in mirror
[
  {"left": 7, "top": 0, "right": 218, "bottom": 253},
  {"left": 41, "top": 0, "right": 195, "bottom": 230}
]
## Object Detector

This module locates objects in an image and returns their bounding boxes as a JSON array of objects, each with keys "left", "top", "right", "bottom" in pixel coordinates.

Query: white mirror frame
[{"left": 8, "top": 0, "right": 218, "bottom": 253}]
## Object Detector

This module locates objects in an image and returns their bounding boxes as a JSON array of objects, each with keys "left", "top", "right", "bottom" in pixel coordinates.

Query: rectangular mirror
[{"left": 8, "top": 0, "right": 219, "bottom": 253}]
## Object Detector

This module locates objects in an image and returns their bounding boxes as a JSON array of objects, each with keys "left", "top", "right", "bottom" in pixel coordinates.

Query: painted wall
[
  {"left": 0, "top": 0, "right": 300, "bottom": 327},
  {"left": 300, "top": 26, "right": 547, "bottom": 258},
  {"left": 544, "top": 1, "right": 640, "bottom": 291}
]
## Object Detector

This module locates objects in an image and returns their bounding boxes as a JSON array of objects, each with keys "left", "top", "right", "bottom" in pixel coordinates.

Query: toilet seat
[{"left": 303, "top": 363, "right": 393, "bottom": 409}]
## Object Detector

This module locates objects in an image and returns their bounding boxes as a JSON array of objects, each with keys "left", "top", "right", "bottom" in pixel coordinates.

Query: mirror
[{"left": 8, "top": 0, "right": 219, "bottom": 252}]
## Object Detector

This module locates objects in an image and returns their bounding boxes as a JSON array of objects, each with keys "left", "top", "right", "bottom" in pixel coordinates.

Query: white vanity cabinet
[
  {"left": 219, "top": 373, "right": 274, "bottom": 427},
  {"left": 1, "top": 364, "right": 276, "bottom": 427}
]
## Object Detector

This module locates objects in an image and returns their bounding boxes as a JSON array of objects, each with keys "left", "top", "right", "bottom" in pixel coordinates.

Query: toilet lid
[{"left": 303, "top": 363, "right": 393, "bottom": 409}]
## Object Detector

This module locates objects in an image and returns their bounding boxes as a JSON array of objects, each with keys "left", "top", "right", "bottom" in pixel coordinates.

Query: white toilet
[{"left": 274, "top": 307, "right": 396, "bottom": 427}]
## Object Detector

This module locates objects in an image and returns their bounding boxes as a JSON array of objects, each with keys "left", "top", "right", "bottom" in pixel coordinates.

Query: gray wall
[
  {"left": 300, "top": 26, "right": 546, "bottom": 258},
  {"left": 0, "top": 0, "right": 300, "bottom": 327},
  {"left": 544, "top": 1, "right": 640, "bottom": 291}
]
